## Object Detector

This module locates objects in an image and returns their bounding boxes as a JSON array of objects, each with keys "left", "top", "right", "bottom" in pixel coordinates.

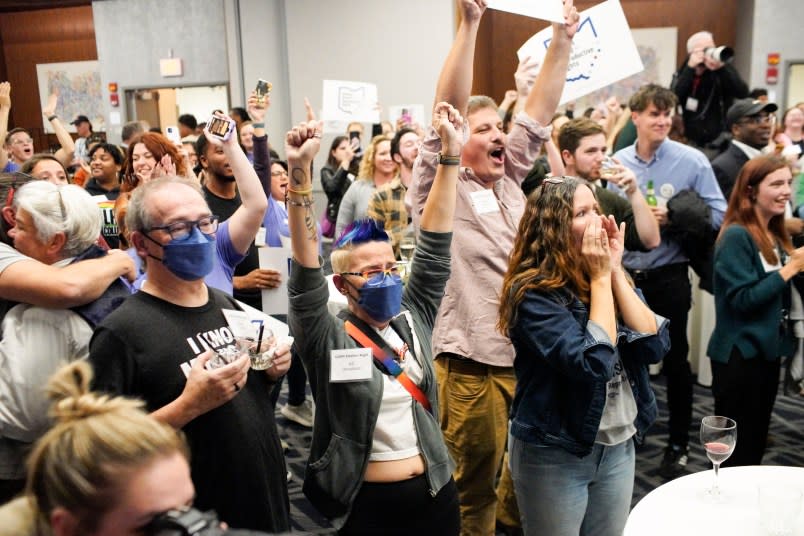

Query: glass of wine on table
[{"left": 699, "top": 416, "right": 737, "bottom": 502}]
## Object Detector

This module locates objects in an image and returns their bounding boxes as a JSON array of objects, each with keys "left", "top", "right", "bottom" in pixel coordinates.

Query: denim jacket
[{"left": 508, "top": 287, "right": 670, "bottom": 457}]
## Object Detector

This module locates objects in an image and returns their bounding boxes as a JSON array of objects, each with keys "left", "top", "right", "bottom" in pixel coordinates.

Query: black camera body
[{"left": 146, "top": 508, "right": 269, "bottom": 536}]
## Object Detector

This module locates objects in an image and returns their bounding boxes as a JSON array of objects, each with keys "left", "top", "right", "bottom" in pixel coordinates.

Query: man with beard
[
  {"left": 367, "top": 127, "right": 420, "bottom": 254},
  {"left": 712, "top": 98, "right": 778, "bottom": 200},
  {"left": 559, "top": 117, "right": 659, "bottom": 251}
]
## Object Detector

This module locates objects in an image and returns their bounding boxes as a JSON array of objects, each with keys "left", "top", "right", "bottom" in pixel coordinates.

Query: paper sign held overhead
[
  {"left": 322, "top": 80, "right": 380, "bottom": 124},
  {"left": 487, "top": 0, "right": 565, "bottom": 23},
  {"left": 517, "top": 0, "right": 643, "bottom": 105}
]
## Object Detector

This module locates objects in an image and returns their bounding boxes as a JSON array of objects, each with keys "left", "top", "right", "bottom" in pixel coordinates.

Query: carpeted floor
[{"left": 275, "top": 375, "right": 804, "bottom": 534}]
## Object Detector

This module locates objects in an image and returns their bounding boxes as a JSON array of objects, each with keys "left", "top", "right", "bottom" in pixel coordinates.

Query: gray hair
[
  {"left": 13, "top": 182, "right": 101, "bottom": 258},
  {"left": 687, "top": 31, "right": 714, "bottom": 53},
  {"left": 467, "top": 95, "right": 499, "bottom": 116},
  {"left": 125, "top": 176, "right": 204, "bottom": 234}
]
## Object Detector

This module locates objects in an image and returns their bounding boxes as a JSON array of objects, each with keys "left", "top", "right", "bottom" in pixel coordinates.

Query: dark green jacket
[{"left": 707, "top": 225, "right": 793, "bottom": 363}]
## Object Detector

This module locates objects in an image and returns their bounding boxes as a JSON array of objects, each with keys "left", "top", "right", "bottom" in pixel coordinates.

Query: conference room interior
[{"left": 1, "top": 0, "right": 804, "bottom": 534}]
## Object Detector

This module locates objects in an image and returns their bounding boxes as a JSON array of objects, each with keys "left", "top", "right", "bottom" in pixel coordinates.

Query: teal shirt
[{"left": 707, "top": 225, "right": 793, "bottom": 363}]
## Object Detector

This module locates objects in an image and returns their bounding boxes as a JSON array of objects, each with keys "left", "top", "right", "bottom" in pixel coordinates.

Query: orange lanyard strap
[{"left": 344, "top": 320, "right": 432, "bottom": 413}]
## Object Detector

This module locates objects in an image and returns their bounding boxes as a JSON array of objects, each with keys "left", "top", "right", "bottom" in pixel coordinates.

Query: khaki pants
[{"left": 436, "top": 355, "right": 519, "bottom": 536}]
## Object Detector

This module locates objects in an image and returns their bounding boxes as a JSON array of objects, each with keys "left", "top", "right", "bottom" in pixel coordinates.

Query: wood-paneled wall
[
  {"left": 472, "top": 0, "right": 739, "bottom": 104},
  {"left": 0, "top": 5, "right": 96, "bottom": 151}
]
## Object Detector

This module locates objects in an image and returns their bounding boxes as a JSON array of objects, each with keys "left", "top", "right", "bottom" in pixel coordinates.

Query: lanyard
[{"left": 344, "top": 320, "right": 432, "bottom": 414}]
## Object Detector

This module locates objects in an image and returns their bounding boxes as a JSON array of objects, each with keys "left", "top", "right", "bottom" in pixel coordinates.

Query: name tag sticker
[
  {"left": 685, "top": 97, "right": 699, "bottom": 112},
  {"left": 330, "top": 348, "right": 373, "bottom": 382},
  {"left": 470, "top": 189, "right": 499, "bottom": 215}
]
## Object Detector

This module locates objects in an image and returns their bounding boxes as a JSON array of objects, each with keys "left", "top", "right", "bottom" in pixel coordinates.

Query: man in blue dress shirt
[{"left": 610, "top": 84, "right": 727, "bottom": 479}]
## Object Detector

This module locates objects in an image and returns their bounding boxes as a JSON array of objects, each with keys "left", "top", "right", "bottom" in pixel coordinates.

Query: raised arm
[
  {"left": 206, "top": 110, "right": 268, "bottom": 254},
  {"left": 0, "top": 247, "right": 135, "bottom": 308},
  {"left": 420, "top": 102, "right": 464, "bottom": 233},
  {"left": 522, "top": 0, "right": 579, "bottom": 125},
  {"left": 42, "top": 90, "right": 76, "bottom": 167},
  {"left": 434, "top": 0, "right": 486, "bottom": 114},
  {"left": 0, "top": 82, "right": 10, "bottom": 170},
  {"left": 286, "top": 121, "right": 323, "bottom": 269}
]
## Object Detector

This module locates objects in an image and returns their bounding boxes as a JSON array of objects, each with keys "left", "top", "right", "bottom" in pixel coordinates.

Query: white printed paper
[
  {"left": 235, "top": 299, "right": 290, "bottom": 340},
  {"left": 470, "top": 189, "right": 500, "bottom": 215},
  {"left": 258, "top": 247, "right": 291, "bottom": 315},
  {"left": 322, "top": 80, "right": 380, "bottom": 124},
  {"left": 330, "top": 348, "right": 373, "bottom": 382},
  {"left": 488, "top": 0, "right": 564, "bottom": 23},
  {"left": 517, "top": 0, "right": 643, "bottom": 105},
  {"left": 221, "top": 309, "right": 255, "bottom": 339}
]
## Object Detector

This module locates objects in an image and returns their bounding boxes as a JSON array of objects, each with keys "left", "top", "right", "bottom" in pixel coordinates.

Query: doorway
[
  {"left": 784, "top": 62, "right": 804, "bottom": 110},
  {"left": 124, "top": 85, "right": 230, "bottom": 131}
]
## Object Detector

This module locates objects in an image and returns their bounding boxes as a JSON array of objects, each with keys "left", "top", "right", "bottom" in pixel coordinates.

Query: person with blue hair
[{"left": 287, "top": 101, "right": 464, "bottom": 534}]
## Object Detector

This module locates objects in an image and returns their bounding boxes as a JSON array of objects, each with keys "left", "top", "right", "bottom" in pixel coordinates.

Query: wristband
[
  {"left": 438, "top": 152, "right": 461, "bottom": 166},
  {"left": 252, "top": 122, "right": 265, "bottom": 129},
  {"left": 287, "top": 186, "right": 313, "bottom": 195},
  {"left": 47, "top": 114, "right": 58, "bottom": 122},
  {"left": 285, "top": 197, "right": 314, "bottom": 208}
]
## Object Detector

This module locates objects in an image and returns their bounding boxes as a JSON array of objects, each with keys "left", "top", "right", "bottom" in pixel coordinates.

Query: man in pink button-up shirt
[{"left": 408, "top": 1, "right": 580, "bottom": 534}]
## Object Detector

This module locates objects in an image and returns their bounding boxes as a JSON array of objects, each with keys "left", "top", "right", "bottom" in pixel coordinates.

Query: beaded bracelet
[{"left": 285, "top": 196, "right": 314, "bottom": 208}]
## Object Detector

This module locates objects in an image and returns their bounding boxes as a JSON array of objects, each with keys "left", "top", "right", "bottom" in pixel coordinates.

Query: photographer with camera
[{"left": 671, "top": 31, "right": 748, "bottom": 157}]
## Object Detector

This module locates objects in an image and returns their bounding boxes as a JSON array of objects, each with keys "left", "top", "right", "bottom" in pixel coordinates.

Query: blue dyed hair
[{"left": 333, "top": 219, "right": 389, "bottom": 250}]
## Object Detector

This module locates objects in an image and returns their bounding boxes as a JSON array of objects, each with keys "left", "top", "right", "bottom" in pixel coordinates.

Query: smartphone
[
  {"left": 255, "top": 79, "right": 272, "bottom": 108},
  {"left": 165, "top": 125, "right": 181, "bottom": 144},
  {"left": 207, "top": 115, "right": 236, "bottom": 141},
  {"left": 349, "top": 130, "right": 361, "bottom": 143},
  {"left": 401, "top": 108, "right": 412, "bottom": 125}
]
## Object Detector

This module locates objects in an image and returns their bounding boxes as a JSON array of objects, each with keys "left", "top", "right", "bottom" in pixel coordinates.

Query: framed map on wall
[{"left": 36, "top": 60, "right": 104, "bottom": 133}]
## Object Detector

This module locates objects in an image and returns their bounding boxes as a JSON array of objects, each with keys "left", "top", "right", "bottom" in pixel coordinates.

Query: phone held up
[
  {"left": 255, "top": 79, "right": 272, "bottom": 107},
  {"left": 165, "top": 125, "right": 181, "bottom": 144},
  {"left": 207, "top": 114, "right": 236, "bottom": 142}
]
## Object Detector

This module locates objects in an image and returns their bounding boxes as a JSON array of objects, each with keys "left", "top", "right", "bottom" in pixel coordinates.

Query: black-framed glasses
[
  {"left": 739, "top": 114, "right": 773, "bottom": 125},
  {"left": 147, "top": 214, "right": 219, "bottom": 240},
  {"left": 341, "top": 263, "right": 400, "bottom": 281}
]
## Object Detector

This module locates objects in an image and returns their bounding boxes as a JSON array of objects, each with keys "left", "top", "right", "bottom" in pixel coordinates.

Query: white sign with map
[
  {"left": 517, "top": 0, "right": 643, "bottom": 105},
  {"left": 36, "top": 60, "right": 104, "bottom": 133},
  {"left": 321, "top": 80, "right": 380, "bottom": 124}
]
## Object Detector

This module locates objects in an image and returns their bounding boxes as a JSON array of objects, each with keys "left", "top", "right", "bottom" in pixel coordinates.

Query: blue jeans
[{"left": 509, "top": 434, "right": 635, "bottom": 536}]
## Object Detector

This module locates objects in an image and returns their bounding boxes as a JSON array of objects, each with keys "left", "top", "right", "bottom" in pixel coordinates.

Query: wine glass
[
  {"left": 399, "top": 237, "right": 415, "bottom": 263},
  {"left": 700, "top": 416, "right": 737, "bottom": 501}
]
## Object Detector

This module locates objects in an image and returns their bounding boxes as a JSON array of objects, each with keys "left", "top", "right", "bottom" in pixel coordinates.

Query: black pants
[
  {"left": 340, "top": 475, "right": 460, "bottom": 535},
  {"left": 630, "top": 263, "right": 693, "bottom": 448},
  {"left": 711, "top": 349, "right": 780, "bottom": 467}
]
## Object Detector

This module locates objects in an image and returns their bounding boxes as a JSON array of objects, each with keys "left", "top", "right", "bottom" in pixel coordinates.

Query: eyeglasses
[
  {"left": 147, "top": 215, "right": 219, "bottom": 240},
  {"left": 271, "top": 169, "right": 288, "bottom": 177},
  {"left": 542, "top": 176, "right": 566, "bottom": 186},
  {"left": 739, "top": 114, "right": 773, "bottom": 125},
  {"left": 341, "top": 263, "right": 400, "bottom": 281},
  {"left": 10, "top": 138, "right": 33, "bottom": 145}
]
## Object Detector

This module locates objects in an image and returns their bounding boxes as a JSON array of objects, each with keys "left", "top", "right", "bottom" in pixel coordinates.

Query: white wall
[{"left": 742, "top": 0, "right": 804, "bottom": 109}]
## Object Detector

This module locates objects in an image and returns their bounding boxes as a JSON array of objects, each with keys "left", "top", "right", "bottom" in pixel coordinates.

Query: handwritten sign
[{"left": 517, "top": 0, "right": 643, "bottom": 105}]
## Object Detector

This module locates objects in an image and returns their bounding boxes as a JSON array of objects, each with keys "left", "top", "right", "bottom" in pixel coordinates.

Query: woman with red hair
[{"left": 122, "top": 132, "right": 189, "bottom": 192}]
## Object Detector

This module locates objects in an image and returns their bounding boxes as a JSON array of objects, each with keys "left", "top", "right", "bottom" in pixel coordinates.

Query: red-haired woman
[
  {"left": 707, "top": 155, "right": 804, "bottom": 466},
  {"left": 122, "top": 132, "right": 189, "bottom": 192}
]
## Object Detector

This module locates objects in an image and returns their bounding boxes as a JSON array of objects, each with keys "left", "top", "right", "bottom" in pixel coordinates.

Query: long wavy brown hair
[
  {"left": 719, "top": 155, "right": 792, "bottom": 264},
  {"left": 498, "top": 177, "right": 594, "bottom": 336},
  {"left": 122, "top": 132, "right": 187, "bottom": 192}
]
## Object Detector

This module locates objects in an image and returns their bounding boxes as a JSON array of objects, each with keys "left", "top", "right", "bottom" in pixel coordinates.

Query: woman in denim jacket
[{"left": 498, "top": 177, "right": 670, "bottom": 536}]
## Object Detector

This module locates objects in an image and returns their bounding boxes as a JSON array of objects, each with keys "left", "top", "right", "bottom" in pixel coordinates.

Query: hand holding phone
[
  {"left": 207, "top": 114, "right": 236, "bottom": 142},
  {"left": 255, "top": 79, "right": 272, "bottom": 108}
]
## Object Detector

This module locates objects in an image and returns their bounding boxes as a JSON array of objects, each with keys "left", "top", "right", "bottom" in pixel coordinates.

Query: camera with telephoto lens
[
  {"left": 704, "top": 46, "right": 734, "bottom": 64},
  {"left": 145, "top": 508, "right": 270, "bottom": 536}
]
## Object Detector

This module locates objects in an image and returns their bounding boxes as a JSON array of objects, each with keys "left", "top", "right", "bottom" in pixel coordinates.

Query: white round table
[{"left": 624, "top": 466, "right": 804, "bottom": 536}]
